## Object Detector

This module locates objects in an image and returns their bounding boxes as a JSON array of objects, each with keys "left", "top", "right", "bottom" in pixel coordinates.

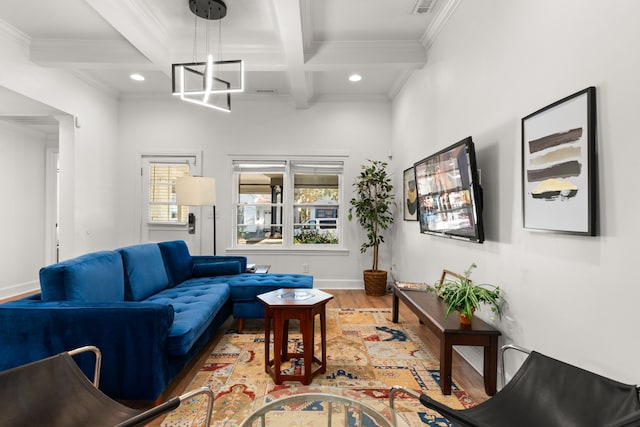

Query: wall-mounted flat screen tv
[{"left": 414, "top": 136, "right": 484, "bottom": 243}]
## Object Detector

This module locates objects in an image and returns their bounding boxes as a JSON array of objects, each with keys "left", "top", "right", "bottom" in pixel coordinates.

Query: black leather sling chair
[
  {"left": 0, "top": 346, "right": 214, "bottom": 427},
  {"left": 389, "top": 345, "right": 640, "bottom": 427}
]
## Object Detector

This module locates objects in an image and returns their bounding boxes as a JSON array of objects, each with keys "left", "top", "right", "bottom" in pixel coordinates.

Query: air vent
[
  {"left": 255, "top": 89, "right": 277, "bottom": 94},
  {"left": 412, "top": 0, "right": 435, "bottom": 14}
]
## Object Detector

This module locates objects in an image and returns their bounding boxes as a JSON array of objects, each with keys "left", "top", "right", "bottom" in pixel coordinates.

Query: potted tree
[
  {"left": 348, "top": 159, "right": 395, "bottom": 296},
  {"left": 434, "top": 263, "right": 503, "bottom": 325}
]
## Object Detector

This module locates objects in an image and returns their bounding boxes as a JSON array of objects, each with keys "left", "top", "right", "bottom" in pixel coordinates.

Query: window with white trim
[
  {"left": 146, "top": 162, "right": 190, "bottom": 224},
  {"left": 233, "top": 158, "right": 344, "bottom": 248}
]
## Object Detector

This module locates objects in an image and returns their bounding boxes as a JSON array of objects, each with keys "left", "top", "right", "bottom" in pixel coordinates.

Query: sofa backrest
[
  {"left": 39, "top": 251, "right": 125, "bottom": 302},
  {"left": 157, "top": 240, "right": 193, "bottom": 285},
  {"left": 117, "top": 243, "right": 170, "bottom": 301}
]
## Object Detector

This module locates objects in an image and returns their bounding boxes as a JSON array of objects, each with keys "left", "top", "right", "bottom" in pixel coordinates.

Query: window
[
  {"left": 292, "top": 162, "right": 341, "bottom": 245},
  {"left": 233, "top": 158, "right": 344, "bottom": 248},
  {"left": 146, "top": 163, "right": 190, "bottom": 224}
]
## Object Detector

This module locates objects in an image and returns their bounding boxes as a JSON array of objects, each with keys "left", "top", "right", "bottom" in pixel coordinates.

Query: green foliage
[
  {"left": 294, "top": 229, "right": 338, "bottom": 244},
  {"left": 294, "top": 188, "right": 339, "bottom": 204},
  {"left": 294, "top": 189, "right": 339, "bottom": 223},
  {"left": 434, "top": 263, "right": 503, "bottom": 321},
  {"left": 348, "top": 160, "right": 395, "bottom": 271}
]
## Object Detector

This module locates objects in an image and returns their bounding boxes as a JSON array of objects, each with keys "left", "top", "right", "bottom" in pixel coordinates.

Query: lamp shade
[{"left": 176, "top": 176, "right": 215, "bottom": 206}]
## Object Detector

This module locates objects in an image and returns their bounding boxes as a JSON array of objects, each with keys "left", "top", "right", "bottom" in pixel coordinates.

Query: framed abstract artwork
[
  {"left": 521, "top": 87, "right": 597, "bottom": 235},
  {"left": 403, "top": 167, "right": 418, "bottom": 221}
]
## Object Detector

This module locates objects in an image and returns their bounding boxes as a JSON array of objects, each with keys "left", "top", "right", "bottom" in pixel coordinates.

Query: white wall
[
  {"left": 391, "top": 0, "right": 640, "bottom": 384},
  {"left": 0, "top": 25, "right": 120, "bottom": 297},
  {"left": 117, "top": 96, "right": 392, "bottom": 287},
  {"left": 0, "top": 122, "right": 46, "bottom": 297}
]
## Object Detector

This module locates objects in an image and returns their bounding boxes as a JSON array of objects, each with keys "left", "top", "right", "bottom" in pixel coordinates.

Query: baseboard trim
[
  {"left": 0, "top": 280, "right": 39, "bottom": 301},
  {"left": 455, "top": 346, "right": 484, "bottom": 379},
  {"left": 313, "top": 279, "right": 364, "bottom": 290},
  {"left": 0, "top": 278, "right": 386, "bottom": 300}
]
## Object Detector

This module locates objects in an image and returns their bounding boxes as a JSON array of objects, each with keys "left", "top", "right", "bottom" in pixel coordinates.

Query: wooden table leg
[
  {"left": 282, "top": 319, "right": 289, "bottom": 362},
  {"left": 320, "top": 306, "right": 327, "bottom": 374},
  {"left": 301, "top": 310, "right": 313, "bottom": 385},
  {"left": 310, "top": 314, "right": 316, "bottom": 365},
  {"left": 484, "top": 335, "right": 499, "bottom": 395},
  {"left": 272, "top": 310, "right": 283, "bottom": 384},
  {"left": 392, "top": 292, "right": 399, "bottom": 323},
  {"left": 264, "top": 308, "right": 271, "bottom": 374},
  {"left": 440, "top": 334, "right": 453, "bottom": 395}
]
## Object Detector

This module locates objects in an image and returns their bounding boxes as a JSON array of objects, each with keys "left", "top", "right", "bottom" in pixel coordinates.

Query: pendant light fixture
[{"left": 171, "top": 0, "right": 244, "bottom": 112}]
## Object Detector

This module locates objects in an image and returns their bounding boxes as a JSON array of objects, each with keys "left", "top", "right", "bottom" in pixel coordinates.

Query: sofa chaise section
[{"left": 157, "top": 240, "right": 314, "bottom": 328}]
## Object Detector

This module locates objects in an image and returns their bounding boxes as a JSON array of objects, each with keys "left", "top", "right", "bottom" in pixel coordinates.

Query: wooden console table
[{"left": 392, "top": 284, "right": 501, "bottom": 396}]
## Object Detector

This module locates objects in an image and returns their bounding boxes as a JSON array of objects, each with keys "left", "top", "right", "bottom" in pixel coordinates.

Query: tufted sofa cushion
[
  {"left": 226, "top": 273, "right": 314, "bottom": 301},
  {"left": 225, "top": 273, "right": 314, "bottom": 320},
  {"left": 144, "top": 280, "right": 231, "bottom": 356}
]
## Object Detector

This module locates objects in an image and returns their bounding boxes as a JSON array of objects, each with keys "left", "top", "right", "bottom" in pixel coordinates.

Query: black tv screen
[{"left": 414, "top": 136, "right": 484, "bottom": 243}]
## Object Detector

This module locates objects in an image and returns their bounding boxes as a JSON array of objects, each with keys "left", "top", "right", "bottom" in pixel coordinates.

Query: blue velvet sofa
[{"left": 0, "top": 240, "right": 312, "bottom": 401}]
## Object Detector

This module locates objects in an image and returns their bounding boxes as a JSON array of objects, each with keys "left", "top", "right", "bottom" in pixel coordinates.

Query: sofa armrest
[
  {"left": 0, "top": 300, "right": 174, "bottom": 400},
  {"left": 192, "top": 255, "right": 247, "bottom": 274}
]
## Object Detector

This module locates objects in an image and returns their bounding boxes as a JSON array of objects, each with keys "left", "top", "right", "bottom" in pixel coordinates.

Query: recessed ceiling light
[
  {"left": 130, "top": 73, "right": 145, "bottom": 81},
  {"left": 348, "top": 74, "right": 362, "bottom": 82}
]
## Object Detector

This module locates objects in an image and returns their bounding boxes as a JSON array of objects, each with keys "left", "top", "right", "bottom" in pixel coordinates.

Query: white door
[{"left": 140, "top": 154, "right": 206, "bottom": 254}]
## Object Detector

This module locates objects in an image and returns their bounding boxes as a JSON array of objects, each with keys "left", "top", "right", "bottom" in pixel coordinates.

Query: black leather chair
[
  {"left": 0, "top": 346, "right": 213, "bottom": 427},
  {"left": 390, "top": 345, "right": 640, "bottom": 427}
]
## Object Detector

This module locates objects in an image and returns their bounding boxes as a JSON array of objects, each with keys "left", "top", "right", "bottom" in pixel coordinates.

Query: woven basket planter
[{"left": 363, "top": 270, "right": 388, "bottom": 296}]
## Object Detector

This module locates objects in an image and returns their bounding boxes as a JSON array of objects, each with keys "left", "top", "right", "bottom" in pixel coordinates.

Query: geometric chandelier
[{"left": 171, "top": 0, "right": 244, "bottom": 112}]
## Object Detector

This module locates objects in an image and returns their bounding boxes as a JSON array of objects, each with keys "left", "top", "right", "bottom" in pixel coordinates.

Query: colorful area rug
[{"left": 161, "top": 308, "right": 475, "bottom": 426}]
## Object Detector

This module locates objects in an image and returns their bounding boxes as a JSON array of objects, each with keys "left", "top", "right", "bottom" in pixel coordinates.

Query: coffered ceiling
[{"left": 0, "top": 0, "right": 459, "bottom": 108}]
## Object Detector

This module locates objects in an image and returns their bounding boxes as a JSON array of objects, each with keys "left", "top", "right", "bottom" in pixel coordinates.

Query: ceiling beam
[
  {"left": 271, "top": 0, "right": 310, "bottom": 109},
  {"left": 30, "top": 39, "right": 152, "bottom": 69},
  {"left": 30, "top": 38, "right": 289, "bottom": 72},
  {"left": 86, "top": 0, "right": 171, "bottom": 76},
  {"left": 304, "top": 41, "right": 427, "bottom": 71}
]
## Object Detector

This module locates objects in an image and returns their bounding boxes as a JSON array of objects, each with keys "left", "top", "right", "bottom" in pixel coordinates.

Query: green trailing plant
[
  {"left": 294, "top": 229, "right": 338, "bottom": 244},
  {"left": 434, "top": 263, "right": 503, "bottom": 321},
  {"left": 348, "top": 160, "right": 395, "bottom": 271}
]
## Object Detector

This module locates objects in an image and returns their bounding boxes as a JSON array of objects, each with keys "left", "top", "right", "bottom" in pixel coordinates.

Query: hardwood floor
[
  {"left": 329, "top": 290, "right": 490, "bottom": 404},
  {"left": 0, "top": 290, "right": 489, "bottom": 424},
  {"left": 133, "top": 289, "right": 489, "bottom": 426}
]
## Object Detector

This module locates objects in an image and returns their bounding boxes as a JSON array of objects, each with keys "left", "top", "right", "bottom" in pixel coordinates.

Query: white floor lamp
[{"left": 176, "top": 176, "right": 216, "bottom": 255}]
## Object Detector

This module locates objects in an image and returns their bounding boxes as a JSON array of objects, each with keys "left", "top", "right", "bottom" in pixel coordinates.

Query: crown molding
[
  {"left": 311, "top": 92, "right": 390, "bottom": 104},
  {"left": 388, "top": 69, "right": 416, "bottom": 100},
  {"left": 67, "top": 69, "right": 120, "bottom": 99},
  {"left": 420, "top": 0, "right": 462, "bottom": 50},
  {"left": 0, "top": 18, "right": 31, "bottom": 48}
]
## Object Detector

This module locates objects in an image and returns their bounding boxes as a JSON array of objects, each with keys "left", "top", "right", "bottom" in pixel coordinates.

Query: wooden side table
[{"left": 257, "top": 288, "right": 334, "bottom": 385}]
